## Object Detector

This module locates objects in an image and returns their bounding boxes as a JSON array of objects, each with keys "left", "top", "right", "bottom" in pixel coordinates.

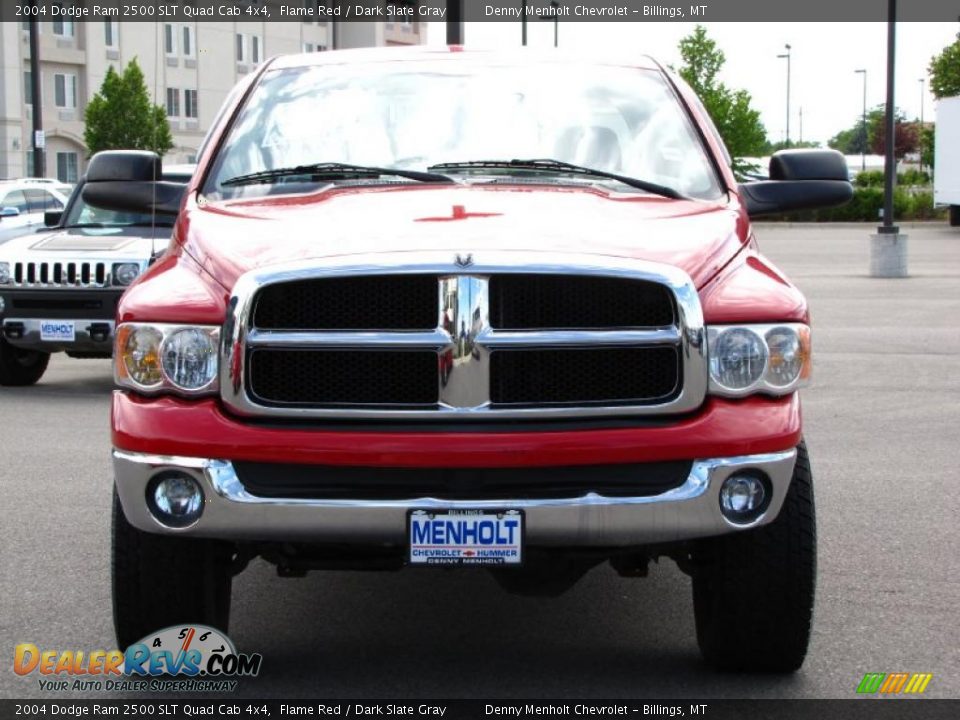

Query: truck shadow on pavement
[{"left": 227, "top": 560, "right": 811, "bottom": 698}]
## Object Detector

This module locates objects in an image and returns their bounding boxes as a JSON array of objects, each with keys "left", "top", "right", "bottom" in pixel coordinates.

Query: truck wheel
[
  {"left": 111, "top": 489, "right": 234, "bottom": 650},
  {"left": 0, "top": 338, "right": 50, "bottom": 386},
  {"left": 692, "top": 441, "right": 816, "bottom": 672},
  {"left": 950, "top": 205, "right": 960, "bottom": 227}
]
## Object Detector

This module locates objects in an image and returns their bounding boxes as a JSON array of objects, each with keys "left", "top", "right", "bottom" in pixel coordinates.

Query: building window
[
  {"left": 164, "top": 24, "right": 176, "bottom": 55},
  {"left": 236, "top": 34, "right": 245, "bottom": 62},
  {"left": 104, "top": 21, "right": 118, "bottom": 48},
  {"left": 303, "top": 42, "right": 314, "bottom": 53},
  {"left": 52, "top": 18, "right": 75, "bottom": 38},
  {"left": 184, "top": 89, "right": 198, "bottom": 119},
  {"left": 54, "top": 74, "right": 77, "bottom": 109},
  {"left": 182, "top": 26, "right": 195, "bottom": 58},
  {"left": 251, "top": 36, "right": 261, "bottom": 64},
  {"left": 24, "top": 71, "right": 33, "bottom": 105},
  {"left": 56, "top": 152, "right": 79, "bottom": 184},
  {"left": 166, "top": 88, "right": 180, "bottom": 117}
]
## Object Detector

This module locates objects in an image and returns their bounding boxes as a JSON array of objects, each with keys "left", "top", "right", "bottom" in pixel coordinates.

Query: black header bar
[{"left": 3, "top": 0, "right": 959, "bottom": 23}]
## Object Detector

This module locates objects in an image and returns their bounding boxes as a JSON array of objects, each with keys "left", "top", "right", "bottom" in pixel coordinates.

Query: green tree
[
  {"left": 676, "top": 25, "right": 768, "bottom": 170},
  {"left": 83, "top": 59, "right": 173, "bottom": 157},
  {"left": 929, "top": 32, "right": 960, "bottom": 99},
  {"left": 919, "top": 124, "right": 935, "bottom": 169}
]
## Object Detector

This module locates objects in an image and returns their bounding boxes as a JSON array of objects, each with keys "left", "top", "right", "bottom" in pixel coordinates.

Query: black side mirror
[
  {"left": 44, "top": 210, "right": 63, "bottom": 227},
  {"left": 81, "top": 150, "right": 185, "bottom": 216},
  {"left": 738, "top": 149, "right": 853, "bottom": 217}
]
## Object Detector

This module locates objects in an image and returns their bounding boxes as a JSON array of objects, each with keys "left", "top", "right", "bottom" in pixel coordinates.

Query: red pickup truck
[{"left": 86, "top": 48, "right": 851, "bottom": 672}]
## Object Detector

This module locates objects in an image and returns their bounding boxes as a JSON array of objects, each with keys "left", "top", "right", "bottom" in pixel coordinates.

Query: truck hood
[
  {"left": 184, "top": 185, "right": 745, "bottom": 290},
  {"left": 0, "top": 224, "right": 173, "bottom": 260}
]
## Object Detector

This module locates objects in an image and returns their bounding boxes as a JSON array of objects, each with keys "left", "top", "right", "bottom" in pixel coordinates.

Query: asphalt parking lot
[{"left": 1, "top": 223, "right": 958, "bottom": 699}]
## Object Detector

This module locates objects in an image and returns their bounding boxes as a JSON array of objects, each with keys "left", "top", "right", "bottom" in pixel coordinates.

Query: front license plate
[
  {"left": 40, "top": 320, "right": 75, "bottom": 342},
  {"left": 408, "top": 509, "right": 524, "bottom": 566}
]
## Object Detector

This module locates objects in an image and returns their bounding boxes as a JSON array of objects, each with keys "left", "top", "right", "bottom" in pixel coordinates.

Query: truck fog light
[
  {"left": 147, "top": 472, "right": 204, "bottom": 528},
  {"left": 719, "top": 472, "right": 769, "bottom": 524}
]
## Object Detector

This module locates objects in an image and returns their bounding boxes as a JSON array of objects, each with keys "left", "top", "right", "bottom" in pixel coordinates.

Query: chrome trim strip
[
  {"left": 112, "top": 449, "right": 797, "bottom": 544},
  {"left": 481, "top": 327, "right": 681, "bottom": 348},
  {"left": 220, "top": 251, "right": 707, "bottom": 420},
  {"left": 245, "top": 329, "right": 452, "bottom": 348}
]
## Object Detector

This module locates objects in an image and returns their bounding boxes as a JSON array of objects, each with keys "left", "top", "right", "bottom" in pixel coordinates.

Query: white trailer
[{"left": 934, "top": 96, "right": 960, "bottom": 226}]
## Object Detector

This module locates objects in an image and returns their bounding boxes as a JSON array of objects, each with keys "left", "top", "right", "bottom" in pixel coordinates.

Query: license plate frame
[
  {"left": 39, "top": 320, "right": 76, "bottom": 342},
  {"left": 407, "top": 508, "right": 525, "bottom": 567}
]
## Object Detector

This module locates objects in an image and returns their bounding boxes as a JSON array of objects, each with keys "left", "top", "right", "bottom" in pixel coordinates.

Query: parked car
[
  {"left": 0, "top": 160, "right": 193, "bottom": 385},
  {"left": 0, "top": 179, "right": 72, "bottom": 246},
  {"left": 88, "top": 48, "right": 851, "bottom": 670}
]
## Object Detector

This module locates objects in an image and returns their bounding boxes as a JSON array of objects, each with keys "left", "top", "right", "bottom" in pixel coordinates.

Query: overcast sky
[{"left": 425, "top": 21, "right": 959, "bottom": 144}]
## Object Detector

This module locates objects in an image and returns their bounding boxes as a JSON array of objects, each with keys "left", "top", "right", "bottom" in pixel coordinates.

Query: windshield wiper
[
  {"left": 428, "top": 159, "right": 686, "bottom": 200},
  {"left": 221, "top": 162, "right": 454, "bottom": 188}
]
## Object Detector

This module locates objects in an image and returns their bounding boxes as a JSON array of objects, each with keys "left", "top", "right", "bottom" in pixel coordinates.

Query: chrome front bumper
[
  {"left": 113, "top": 449, "right": 797, "bottom": 546},
  {"left": 2, "top": 317, "right": 115, "bottom": 353}
]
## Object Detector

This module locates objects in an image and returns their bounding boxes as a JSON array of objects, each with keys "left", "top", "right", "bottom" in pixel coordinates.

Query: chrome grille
[
  {"left": 221, "top": 252, "right": 708, "bottom": 420},
  {"left": 12, "top": 261, "right": 110, "bottom": 288}
]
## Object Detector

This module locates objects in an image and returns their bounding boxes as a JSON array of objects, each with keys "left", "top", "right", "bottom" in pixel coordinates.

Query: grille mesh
[
  {"left": 490, "top": 346, "right": 680, "bottom": 405},
  {"left": 490, "top": 274, "right": 674, "bottom": 329},
  {"left": 253, "top": 275, "right": 437, "bottom": 330},
  {"left": 248, "top": 349, "right": 438, "bottom": 406},
  {"left": 234, "top": 460, "right": 693, "bottom": 500}
]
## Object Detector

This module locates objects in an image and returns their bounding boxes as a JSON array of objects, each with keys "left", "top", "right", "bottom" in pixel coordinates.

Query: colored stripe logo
[{"left": 857, "top": 672, "right": 933, "bottom": 694}]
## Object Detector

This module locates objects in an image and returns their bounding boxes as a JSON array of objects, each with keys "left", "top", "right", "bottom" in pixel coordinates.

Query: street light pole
[
  {"left": 521, "top": 0, "right": 527, "bottom": 46},
  {"left": 28, "top": 10, "right": 45, "bottom": 178},
  {"left": 855, "top": 69, "right": 867, "bottom": 172},
  {"left": 918, "top": 77, "right": 925, "bottom": 173},
  {"left": 777, "top": 44, "right": 792, "bottom": 146}
]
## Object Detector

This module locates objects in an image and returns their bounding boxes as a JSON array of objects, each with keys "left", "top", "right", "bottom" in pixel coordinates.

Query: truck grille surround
[
  {"left": 11, "top": 261, "right": 112, "bottom": 288},
  {"left": 221, "top": 253, "right": 708, "bottom": 420}
]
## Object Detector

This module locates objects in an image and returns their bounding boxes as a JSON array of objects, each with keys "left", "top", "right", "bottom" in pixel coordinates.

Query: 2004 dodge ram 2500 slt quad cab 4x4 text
[{"left": 88, "top": 48, "right": 853, "bottom": 672}]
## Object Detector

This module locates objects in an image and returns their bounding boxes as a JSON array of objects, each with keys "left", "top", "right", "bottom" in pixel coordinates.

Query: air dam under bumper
[{"left": 113, "top": 449, "right": 797, "bottom": 545}]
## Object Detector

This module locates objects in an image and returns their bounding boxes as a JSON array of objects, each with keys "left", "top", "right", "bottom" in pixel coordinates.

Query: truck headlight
[
  {"left": 0, "top": 262, "right": 10, "bottom": 284},
  {"left": 116, "top": 323, "right": 219, "bottom": 396},
  {"left": 112, "top": 263, "right": 141, "bottom": 286},
  {"left": 708, "top": 323, "right": 810, "bottom": 396},
  {"left": 161, "top": 328, "right": 219, "bottom": 391}
]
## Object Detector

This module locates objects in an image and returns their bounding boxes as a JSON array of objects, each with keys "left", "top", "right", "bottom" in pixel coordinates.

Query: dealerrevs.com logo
[
  {"left": 856, "top": 672, "right": 933, "bottom": 695},
  {"left": 14, "top": 625, "right": 262, "bottom": 693}
]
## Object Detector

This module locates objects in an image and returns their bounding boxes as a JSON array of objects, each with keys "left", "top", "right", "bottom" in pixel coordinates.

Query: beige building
[{"left": 0, "top": 16, "right": 426, "bottom": 181}]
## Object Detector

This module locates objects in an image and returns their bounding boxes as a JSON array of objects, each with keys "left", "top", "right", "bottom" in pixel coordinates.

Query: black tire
[
  {"left": 692, "top": 441, "right": 816, "bottom": 672},
  {"left": 0, "top": 338, "right": 50, "bottom": 386},
  {"left": 112, "top": 489, "right": 234, "bottom": 650},
  {"left": 950, "top": 205, "right": 960, "bottom": 227}
]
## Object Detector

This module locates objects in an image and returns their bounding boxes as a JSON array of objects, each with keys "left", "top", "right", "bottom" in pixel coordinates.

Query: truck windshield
[
  {"left": 205, "top": 58, "right": 723, "bottom": 201},
  {"left": 63, "top": 193, "right": 176, "bottom": 228}
]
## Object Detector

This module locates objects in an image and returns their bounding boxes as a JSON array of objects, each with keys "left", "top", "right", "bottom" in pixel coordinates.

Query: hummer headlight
[
  {"left": 0, "top": 262, "right": 10, "bottom": 284},
  {"left": 113, "top": 263, "right": 141, "bottom": 286}
]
